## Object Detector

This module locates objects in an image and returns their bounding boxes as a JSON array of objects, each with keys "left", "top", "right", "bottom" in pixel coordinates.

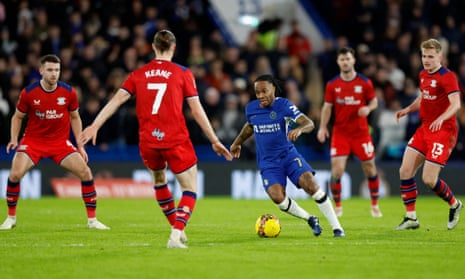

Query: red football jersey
[
  {"left": 418, "top": 66, "right": 460, "bottom": 129},
  {"left": 16, "top": 81, "right": 78, "bottom": 142},
  {"left": 324, "top": 73, "right": 376, "bottom": 136},
  {"left": 121, "top": 59, "right": 198, "bottom": 148}
]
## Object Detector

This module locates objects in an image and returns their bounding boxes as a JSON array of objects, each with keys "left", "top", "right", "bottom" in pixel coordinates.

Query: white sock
[
  {"left": 406, "top": 211, "right": 417, "bottom": 219},
  {"left": 312, "top": 189, "right": 343, "bottom": 231},
  {"left": 277, "top": 197, "right": 310, "bottom": 220}
]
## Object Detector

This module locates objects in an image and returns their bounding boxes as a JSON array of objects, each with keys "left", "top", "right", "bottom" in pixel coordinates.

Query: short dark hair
[
  {"left": 40, "top": 54, "right": 61, "bottom": 65},
  {"left": 153, "top": 30, "right": 176, "bottom": 52},
  {"left": 338, "top": 46, "right": 355, "bottom": 57}
]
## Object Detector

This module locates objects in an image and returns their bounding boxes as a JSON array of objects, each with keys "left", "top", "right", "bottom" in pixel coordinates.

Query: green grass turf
[{"left": 0, "top": 196, "right": 463, "bottom": 279}]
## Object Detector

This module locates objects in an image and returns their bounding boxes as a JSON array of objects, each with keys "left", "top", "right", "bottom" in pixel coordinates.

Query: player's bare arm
[
  {"left": 288, "top": 114, "right": 314, "bottom": 142},
  {"left": 396, "top": 95, "right": 421, "bottom": 122},
  {"left": 429, "top": 92, "right": 461, "bottom": 132},
  {"left": 317, "top": 102, "right": 332, "bottom": 143},
  {"left": 70, "top": 110, "right": 89, "bottom": 163},
  {"left": 230, "top": 123, "right": 254, "bottom": 158},
  {"left": 187, "top": 97, "right": 232, "bottom": 161},
  {"left": 81, "top": 89, "right": 131, "bottom": 146},
  {"left": 6, "top": 110, "right": 26, "bottom": 154}
]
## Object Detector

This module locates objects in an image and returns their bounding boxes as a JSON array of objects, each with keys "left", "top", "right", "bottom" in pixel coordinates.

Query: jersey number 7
[{"left": 147, "top": 83, "right": 167, "bottom": 115}]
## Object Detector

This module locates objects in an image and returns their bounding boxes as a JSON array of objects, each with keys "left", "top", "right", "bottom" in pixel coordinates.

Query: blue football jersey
[{"left": 246, "top": 97, "right": 303, "bottom": 166}]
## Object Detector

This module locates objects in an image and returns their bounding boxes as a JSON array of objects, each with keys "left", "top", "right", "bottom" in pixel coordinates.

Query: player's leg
[
  {"left": 360, "top": 160, "right": 382, "bottom": 217},
  {"left": 151, "top": 169, "right": 176, "bottom": 226},
  {"left": 0, "top": 152, "right": 34, "bottom": 230},
  {"left": 169, "top": 165, "right": 198, "bottom": 248},
  {"left": 396, "top": 147, "right": 424, "bottom": 230},
  {"left": 298, "top": 171, "right": 344, "bottom": 237},
  {"left": 140, "top": 147, "right": 177, "bottom": 227},
  {"left": 423, "top": 130, "right": 462, "bottom": 229},
  {"left": 165, "top": 142, "right": 198, "bottom": 248},
  {"left": 422, "top": 162, "right": 462, "bottom": 229},
  {"left": 330, "top": 157, "right": 347, "bottom": 217},
  {"left": 266, "top": 182, "right": 322, "bottom": 236},
  {"left": 266, "top": 184, "right": 309, "bottom": 219},
  {"left": 61, "top": 152, "right": 109, "bottom": 230}
]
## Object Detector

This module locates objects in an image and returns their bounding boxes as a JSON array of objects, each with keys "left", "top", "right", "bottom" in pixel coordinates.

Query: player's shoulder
[
  {"left": 172, "top": 62, "right": 190, "bottom": 72},
  {"left": 245, "top": 99, "right": 261, "bottom": 113},
  {"left": 24, "top": 81, "right": 41, "bottom": 93},
  {"left": 246, "top": 99, "right": 260, "bottom": 109},
  {"left": 57, "top": 81, "right": 73, "bottom": 93},
  {"left": 149, "top": 60, "right": 190, "bottom": 72},
  {"left": 437, "top": 66, "right": 456, "bottom": 77},
  {"left": 355, "top": 73, "right": 371, "bottom": 83},
  {"left": 274, "top": 97, "right": 291, "bottom": 106},
  {"left": 327, "top": 75, "right": 341, "bottom": 85}
]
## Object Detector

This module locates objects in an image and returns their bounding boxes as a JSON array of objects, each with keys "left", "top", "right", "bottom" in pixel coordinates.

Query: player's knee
[
  {"left": 331, "top": 170, "right": 343, "bottom": 180},
  {"left": 267, "top": 186, "right": 285, "bottom": 204},
  {"left": 77, "top": 166, "right": 93, "bottom": 181},
  {"left": 399, "top": 166, "right": 413, "bottom": 179},
  {"left": 421, "top": 174, "right": 437, "bottom": 188},
  {"left": 8, "top": 171, "right": 24, "bottom": 182}
]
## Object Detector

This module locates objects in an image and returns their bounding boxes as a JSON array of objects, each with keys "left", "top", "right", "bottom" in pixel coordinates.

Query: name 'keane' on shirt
[{"left": 145, "top": 69, "right": 172, "bottom": 79}]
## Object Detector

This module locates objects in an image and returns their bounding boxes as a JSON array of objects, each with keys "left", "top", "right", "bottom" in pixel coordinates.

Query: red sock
[
  {"left": 173, "top": 191, "right": 197, "bottom": 231},
  {"left": 400, "top": 178, "right": 417, "bottom": 212},
  {"left": 81, "top": 180, "right": 97, "bottom": 218},
  {"left": 368, "top": 175, "right": 380, "bottom": 206},
  {"left": 154, "top": 184, "right": 176, "bottom": 225},
  {"left": 6, "top": 179, "right": 20, "bottom": 216},
  {"left": 432, "top": 179, "right": 456, "bottom": 206},
  {"left": 331, "top": 178, "right": 342, "bottom": 207}
]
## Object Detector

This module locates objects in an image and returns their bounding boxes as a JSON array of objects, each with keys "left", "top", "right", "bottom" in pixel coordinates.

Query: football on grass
[{"left": 255, "top": 214, "right": 281, "bottom": 238}]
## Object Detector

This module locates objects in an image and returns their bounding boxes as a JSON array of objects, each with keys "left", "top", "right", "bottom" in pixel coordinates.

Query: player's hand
[
  {"left": 6, "top": 141, "right": 18, "bottom": 154},
  {"left": 429, "top": 118, "right": 443, "bottom": 132},
  {"left": 212, "top": 142, "right": 233, "bottom": 161},
  {"left": 358, "top": 106, "right": 370, "bottom": 117},
  {"left": 229, "top": 144, "right": 241, "bottom": 159},
  {"left": 80, "top": 125, "right": 98, "bottom": 146},
  {"left": 317, "top": 129, "right": 328, "bottom": 143},
  {"left": 77, "top": 145, "right": 89, "bottom": 163},
  {"left": 288, "top": 128, "right": 302, "bottom": 141},
  {"left": 395, "top": 109, "right": 408, "bottom": 122}
]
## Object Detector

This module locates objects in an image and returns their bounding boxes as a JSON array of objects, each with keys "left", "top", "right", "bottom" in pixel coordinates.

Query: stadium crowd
[{"left": 1, "top": 0, "right": 465, "bottom": 161}]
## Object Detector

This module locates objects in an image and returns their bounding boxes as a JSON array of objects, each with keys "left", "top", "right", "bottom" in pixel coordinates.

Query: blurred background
[{"left": 1, "top": 0, "right": 465, "bottom": 198}]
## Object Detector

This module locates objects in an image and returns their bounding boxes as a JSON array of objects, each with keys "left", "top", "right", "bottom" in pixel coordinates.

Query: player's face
[
  {"left": 421, "top": 48, "right": 442, "bottom": 73},
  {"left": 336, "top": 53, "right": 355, "bottom": 73},
  {"left": 254, "top": 80, "right": 275, "bottom": 107},
  {"left": 40, "top": 62, "right": 60, "bottom": 86}
]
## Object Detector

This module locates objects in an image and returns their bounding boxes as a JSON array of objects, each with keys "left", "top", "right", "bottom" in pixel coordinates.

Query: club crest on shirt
[
  {"left": 430, "top": 80, "right": 437, "bottom": 88},
  {"left": 354, "top": 85, "right": 362, "bottom": 93},
  {"left": 269, "top": 111, "right": 277, "bottom": 119},
  {"left": 57, "top": 97, "right": 66, "bottom": 105}
]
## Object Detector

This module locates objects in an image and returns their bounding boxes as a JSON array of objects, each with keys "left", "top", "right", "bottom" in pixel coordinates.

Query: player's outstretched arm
[
  {"left": 317, "top": 102, "right": 332, "bottom": 143},
  {"left": 187, "top": 97, "right": 232, "bottom": 161},
  {"left": 396, "top": 95, "right": 421, "bottom": 122},
  {"left": 81, "top": 90, "right": 130, "bottom": 146},
  {"left": 230, "top": 123, "right": 253, "bottom": 159}
]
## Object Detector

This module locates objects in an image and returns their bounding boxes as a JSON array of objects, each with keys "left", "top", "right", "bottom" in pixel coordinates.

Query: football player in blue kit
[{"left": 230, "top": 74, "right": 345, "bottom": 237}]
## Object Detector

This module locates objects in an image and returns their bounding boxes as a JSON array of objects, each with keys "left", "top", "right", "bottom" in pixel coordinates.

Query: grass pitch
[{"left": 0, "top": 196, "right": 463, "bottom": 279}]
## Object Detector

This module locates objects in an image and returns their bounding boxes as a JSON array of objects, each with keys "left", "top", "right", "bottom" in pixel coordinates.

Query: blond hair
[{"left": 421, "top": 38, "right": 442, "bottom": 53}]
